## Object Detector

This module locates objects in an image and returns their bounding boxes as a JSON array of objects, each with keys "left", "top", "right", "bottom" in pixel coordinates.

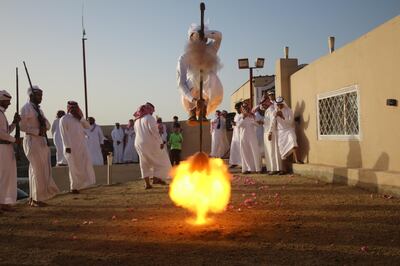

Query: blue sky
[{"left": 1, "top": 0, "right": 399, "bottom": 125}]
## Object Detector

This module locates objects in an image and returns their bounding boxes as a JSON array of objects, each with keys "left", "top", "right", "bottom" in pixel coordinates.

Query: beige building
[
  {"left": 232, "top": 15, "right": 400, "bottom": 195},
  {"left": 230, "top": 75, "right": 275, "bottom": 111}
]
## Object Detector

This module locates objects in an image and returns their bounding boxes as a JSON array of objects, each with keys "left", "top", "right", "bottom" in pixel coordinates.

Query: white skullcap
[
  {"left": 27, "top": 85, "right": 42, "bottom": 96},
  {"left": 0, "top": 90, "right": 12, "bottom": 101},
  {"left": 275, "top": 96, "right": 285, "bottom": 104},
  {"left": 187, "top": 23, "right": 209, "bottom": 39}
]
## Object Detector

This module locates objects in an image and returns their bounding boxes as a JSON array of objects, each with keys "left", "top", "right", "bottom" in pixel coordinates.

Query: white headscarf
[
  {"left": 187, "top": 23, "right": 209, "bottom": 40},
  {"left": 0, "top": 90, "right": 12, "bottom": 101},
  {"left": 275, "top": 96, "right": 285, "bottom": 105},
  {"left": 27, "top": 85, "right": 42, "bottom": 96}
]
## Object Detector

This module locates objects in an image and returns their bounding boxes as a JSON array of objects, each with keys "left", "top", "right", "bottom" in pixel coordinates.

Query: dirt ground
[{"left": 1, "top": 172, "right": 400, "bottom": 266}]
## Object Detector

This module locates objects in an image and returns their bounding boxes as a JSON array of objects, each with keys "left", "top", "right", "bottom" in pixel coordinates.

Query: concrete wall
[
  {"left": 275, "top": 58, "right": 299, "bottom": 107},
  {"left": 230, "top": 80, "right": 250, "bottom": 112},
  {"left": 290, "top": 15, "right": 400, "bottom": 172}
]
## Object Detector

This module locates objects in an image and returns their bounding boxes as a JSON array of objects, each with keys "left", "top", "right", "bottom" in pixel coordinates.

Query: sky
[{"left": 1, "top": 0, "right": 399, "bottom": 125}]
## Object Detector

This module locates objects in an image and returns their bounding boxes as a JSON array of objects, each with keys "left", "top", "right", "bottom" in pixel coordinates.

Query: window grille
[{"left": 317, "top": 85, "right": 360, "bottom": 140}]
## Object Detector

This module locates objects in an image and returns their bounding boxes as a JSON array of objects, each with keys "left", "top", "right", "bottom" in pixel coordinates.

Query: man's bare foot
[{"left": 70, "top": 189, "right": 80, "bottom": 194}]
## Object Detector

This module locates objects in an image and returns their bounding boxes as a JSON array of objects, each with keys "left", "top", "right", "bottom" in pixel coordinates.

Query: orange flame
[{"left": 169, "top": 152, "right": 231, "bottom": 225}]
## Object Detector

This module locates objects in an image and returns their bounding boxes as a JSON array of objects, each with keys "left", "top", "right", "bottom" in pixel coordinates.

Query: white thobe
[
  {"left": 273, "top": 106, "right": 298, "bottom": 159},
  {"left": 254, "top": 111, "right": 265, "bottom": 157},
  {"left": 111, "top": 127, "right": 125, "bottom": 164},
  {"left": 134, "top": 114, "right": 171, "bottom": 180},
  {"left": 229, "top": 113, "right": 241, "bottom": 166},
  {"left": 237, "top": 114, "right": 261, "bottom": 173},
  {"left": 210, "top": 116, "right": 229, "bottom": 158},
  {"left": 263, "top": 105, "right": 282, "bottom": 171},
  {"left": 51, "top": 118, "right": 67, "bottom": 165},
  {"left": 159, "top": 123, "right": 168, "bottom": 144},
  {"left": 20, "top": 102, "right": 59, "bottom": 201},
  {"left": 85, "top": 124, "right": 105, "bottom": 165},
  {"left": 123, "top": 127, "right": 139, "bottom": 163},
  {"left": 177, "top": 30, "right": 223, "bottom": 115},
  {"left": 60, "top": 114, "right": 96, "bottom": 190},
  {"left": 0, "top": 107, "right": 17, "bottom": 204}
]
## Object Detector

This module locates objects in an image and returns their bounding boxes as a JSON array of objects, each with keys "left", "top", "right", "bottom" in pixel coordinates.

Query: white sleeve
[
  {"left": 19, "top": 105, "right": 40, "bottom": 136},
  {"left": 51, "top": 120, "right": 56, "bottom": 135},
  {"left": 80, "top": 118, "right": 90, "bottom": 129},
  {"left": 205, "top": 30, "right": 222, "bottom": 52},
  {"left": 98, "top": 127, "right": 105, "bottom": 144},
  {"left": 177, "top": 55, "right": 194, "bottom": 102},
  {"left": 59, "top": 118, "right": 71, "bottom": 149}
]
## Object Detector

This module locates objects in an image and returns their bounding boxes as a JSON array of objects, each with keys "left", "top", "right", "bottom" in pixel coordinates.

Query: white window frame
[{"left": 316, "top": 85, "right": 361, "bottom": 141}]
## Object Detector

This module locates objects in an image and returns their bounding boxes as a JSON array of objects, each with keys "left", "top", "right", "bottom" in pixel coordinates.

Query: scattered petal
[
  {"left": 112, "top": 215, "right": 117, "bottom": 220},
  {"left": 360, "top": 246, "right": 368, "bottom": 252},
  {"left": 131, "top": 218, "right": 138, "bottom": 222}
]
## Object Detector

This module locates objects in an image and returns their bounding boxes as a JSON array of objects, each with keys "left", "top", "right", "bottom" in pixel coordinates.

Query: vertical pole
[
  {"left": 199, "top": 2, "right": 205, "bottom": 153},
  {"left": 82, "top": 36, "right": 88, "bottom": 119},
  {"left": 249, "top": 67, "right": 254, "bottom": 109},
  {"left": 199, "top": 71, "right": 203, "bottom": 153}
]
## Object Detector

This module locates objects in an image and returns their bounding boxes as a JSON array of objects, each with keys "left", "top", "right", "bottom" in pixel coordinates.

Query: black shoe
[{"left": 229, "top": 164, "right": 237, "bottom": 169}]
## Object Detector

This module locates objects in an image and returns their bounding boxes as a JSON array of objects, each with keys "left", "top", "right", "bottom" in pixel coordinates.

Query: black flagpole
[{"left": 82, "top": 8, "right": 89, "bottom": 119}]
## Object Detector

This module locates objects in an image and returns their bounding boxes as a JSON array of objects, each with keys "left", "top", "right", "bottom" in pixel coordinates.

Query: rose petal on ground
[
  {"left": 112, "top": 215, "right": 117, "bottom": 220},
  {"left": 131, "top": 218, "right": 138, "bottom": 222}
]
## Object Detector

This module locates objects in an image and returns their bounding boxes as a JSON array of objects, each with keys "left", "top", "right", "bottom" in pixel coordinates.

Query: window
[{"left": 317, "top": 85, "right": 361, "bottom": 140}]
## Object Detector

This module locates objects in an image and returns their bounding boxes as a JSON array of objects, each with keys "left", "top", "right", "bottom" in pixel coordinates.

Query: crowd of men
[
  {"left": 211, "top": 89, "right": 302, "bottom": 175},
  {"left": 0, "top": 87, "right": 186, "bottom": 211},
  {"left": 0, "top": 85, "right": 302, "bottom": 211}
]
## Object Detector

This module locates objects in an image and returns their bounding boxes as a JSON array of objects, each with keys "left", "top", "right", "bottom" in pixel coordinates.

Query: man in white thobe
[
  {"left": 229, "top": 102, "right": 242, "bottom": 168},
  {"left": 273, "top": 97, "right": 302, "bottom": 163},
  {"left": 123, "top": 119, "right": 139, "bottom": 163},
  {"left": 254, "top": 106, "right": 265, "bottom": 157},
  {"left": 261, "top": 95, "right": 282, "bottom": 174},
  {"left": 237, "top": 104, "right": 262, "bottom": 174},
  {"left": 60, "top": 101, "right": 96, "bottom": 193},
  {"left": 20, "top": 86, "right": 59, "bottom": 207},
  {"left": 85, "top": 117, "right": 105, "bottom": 165},
  {"left": 210, "top": 110, "right": 229, "bottom": 158},
  {"left": 134, "top": 102, "right": 171, "bottom": 189},
  {"left": 177, "top": 24, "right": 223, "bottom": 122},
  {"left": 0, "top": 90, "right": 20, "bottom": 211},
  {"left": 111, "top": 123, "right": 124, "bottom": 164},
  {"left": 51, "top": 110, "right": 67, "bottom": 166},
  {"left": 156, "top": 117, "right": 168, "bottom": 144}
]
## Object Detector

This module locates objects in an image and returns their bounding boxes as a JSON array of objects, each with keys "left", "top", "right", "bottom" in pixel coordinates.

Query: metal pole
[
  {"left": 82, "top": 36, "right": 88, "bottom": 119},
  {"left": 199, "top": 2, "right": 205, "bottom": 153},
  {"left": 199, "top": 71, "right": 203, "bottom": 152},
  {"left": 249, "top": 67, "right": 254, "bottom": 109}
]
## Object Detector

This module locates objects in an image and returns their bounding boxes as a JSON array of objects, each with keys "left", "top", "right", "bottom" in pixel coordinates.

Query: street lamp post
[{"left": 238, "top": 58, "right": 265, "bottom": 109}]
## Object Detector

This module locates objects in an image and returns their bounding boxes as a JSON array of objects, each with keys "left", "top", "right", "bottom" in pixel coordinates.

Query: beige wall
[
  {"left": 275, "top": 58, "right": 299, "bottom": 107},
  {"left": 230, "top": 80, "right": 250, "bottom": 112},
  {"left": 290, "top": 16, "right": 400, "bottom": 172}
]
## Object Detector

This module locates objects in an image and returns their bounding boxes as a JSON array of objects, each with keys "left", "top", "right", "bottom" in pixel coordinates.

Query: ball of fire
[{"left": 169, "top": 152, "right": 232, "bottom": 225}]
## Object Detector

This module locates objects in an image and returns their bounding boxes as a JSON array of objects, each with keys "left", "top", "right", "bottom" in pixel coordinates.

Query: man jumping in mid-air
[{"left": 177, "top": 23, "right": 223, "bottom": 123}]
